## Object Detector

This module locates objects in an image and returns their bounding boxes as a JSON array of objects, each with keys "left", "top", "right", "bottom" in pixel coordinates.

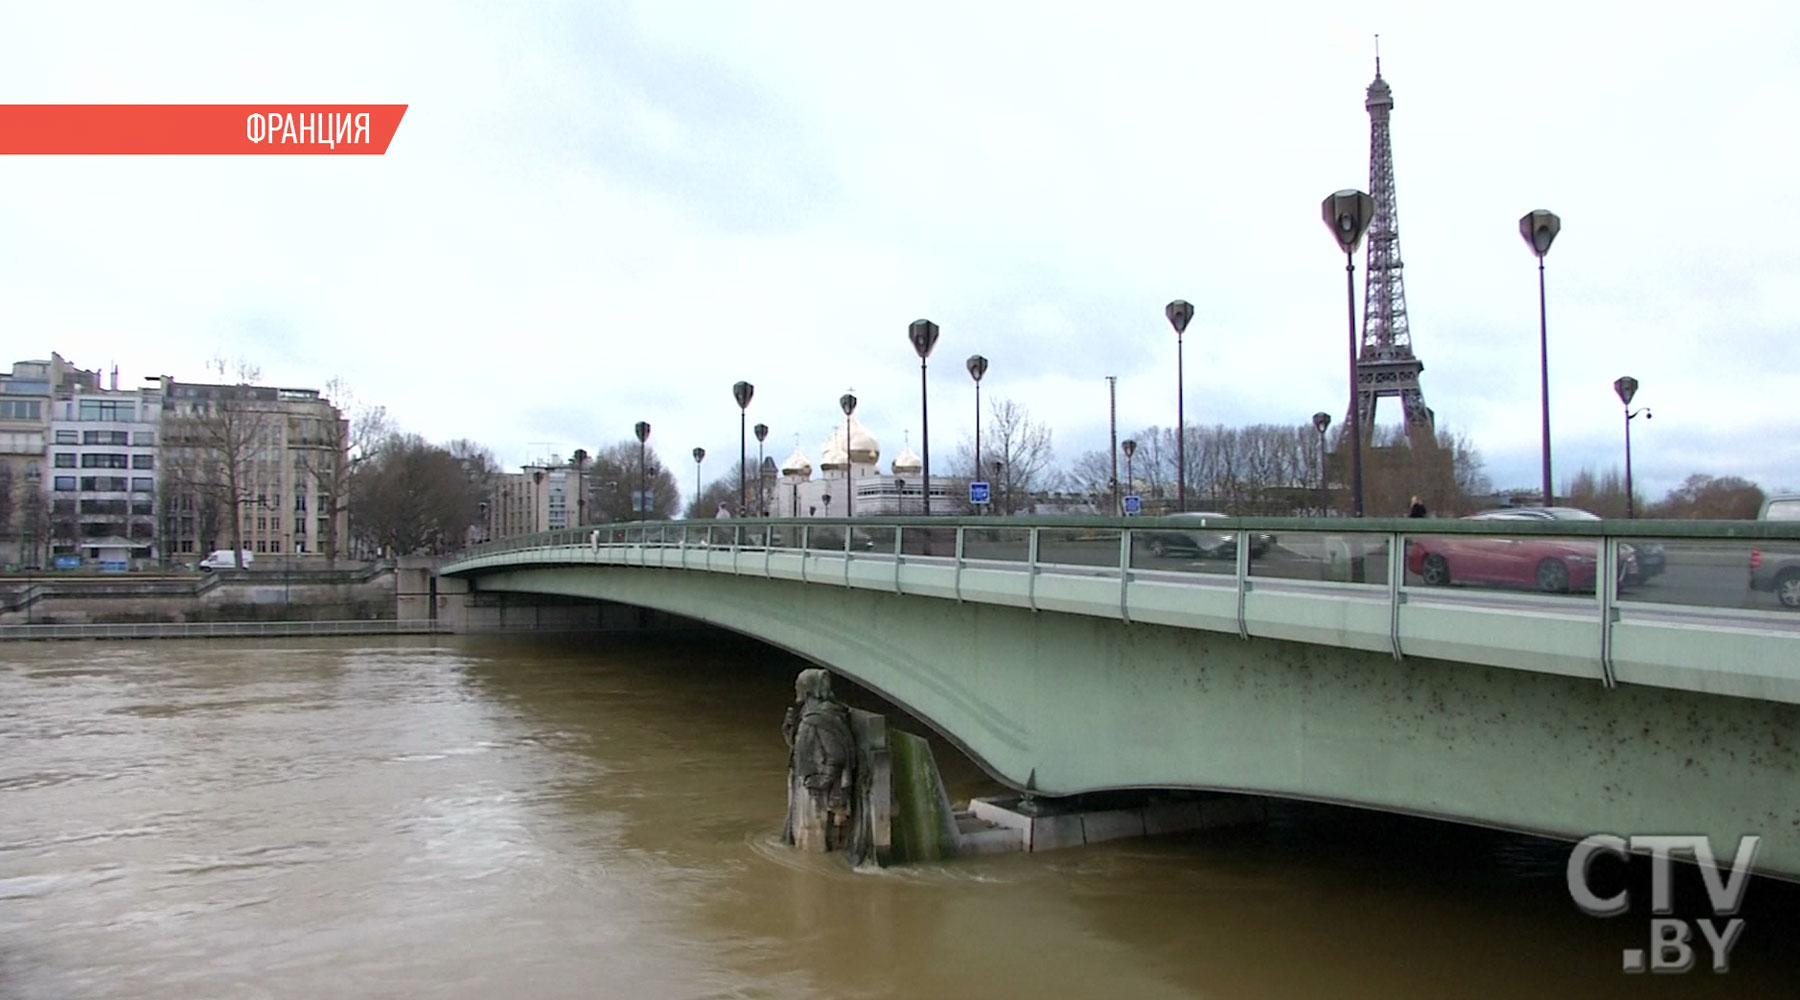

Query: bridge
[{"left": 440, "top": 514, "right": 1800, "bottom": 876}]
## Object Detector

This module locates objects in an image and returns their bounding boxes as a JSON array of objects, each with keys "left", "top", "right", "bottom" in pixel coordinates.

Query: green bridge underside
[{"left": 446, "top": 517, "right": 1800, "bottom": 877}]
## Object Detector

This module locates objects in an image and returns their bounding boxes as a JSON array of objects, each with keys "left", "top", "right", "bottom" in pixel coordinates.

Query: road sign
[
  {"left": 1124, "top": 495, "right": 1142, "bottom": 515},
  {"left": 970, "top": 481, "right": 990, "bottom": 505}
]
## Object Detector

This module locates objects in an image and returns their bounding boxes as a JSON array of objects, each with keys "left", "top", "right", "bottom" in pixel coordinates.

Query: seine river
[{"left": 2, "top": 633, "right": 1794, "bottom": 999}]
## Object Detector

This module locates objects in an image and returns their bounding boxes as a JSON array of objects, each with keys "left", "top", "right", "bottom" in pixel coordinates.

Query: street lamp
[
  {"left": 1321, "top": 189, "right": 1376, "bottom": 517},
  {"left": 839, "top": 392, "right": 858, "bottom": 518},
  {"left": 634, "top": 421, "right": 651, "bottom": 521},
  {"left": 1121, "top": 439, "right": 1136, "bottom": 502},
  {"left": 732, "top": 380, "right": 754, "bottom": 517},
  {"left": 1521, "top": 209, "right": 1562, "bottom": 507},
  {"left": 966, "top": 354, "right": 987, "bottom": 509},
  {"left": 909, "top": 319, "right": 940, "bottom": 514},
  {"left": 753, "top": 423, "right": 769, "bottom": 516},
  {"left": 1165, "top": 300, "right": 1193, "bottom": 512},
  {"left": 692, "top": 447, "right": 705, "bottom": 515},
  {"left": 1312, "top": 411, "right": 1332, "bottom": 515},
  {"left": 1613, "top": 376, "right": 1650, "bottom": 519}
]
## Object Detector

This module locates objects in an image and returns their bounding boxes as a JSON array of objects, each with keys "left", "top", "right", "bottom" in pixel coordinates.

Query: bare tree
[
  {"left": 948, "top": 398, "right": 1056, "bottom": 514},
  {"left": 350, "top": 433, "right": 495, "bottom": 554},
  {"left": 586, "top": 441, "right": 681, "bottom": 522},
  {"left": 161, "top": 358, "right": 270, "bottom": 568},
  {"left": 302, "top": 377, "right": 389, "bottom": 566},
  {"left": 1649, "top": 474, "right": 1764, "bottom": 519}
]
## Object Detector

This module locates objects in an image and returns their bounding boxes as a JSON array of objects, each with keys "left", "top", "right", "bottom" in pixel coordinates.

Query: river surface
[{"left": 2, "top": 633, "right": 1794, "bottom": 999}]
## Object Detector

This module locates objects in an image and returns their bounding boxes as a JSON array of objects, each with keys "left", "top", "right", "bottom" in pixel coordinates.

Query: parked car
[
  {"left": 1141, "top": 512, "right": 1275, "bottom": 560},
  {"left": 1749, "top": 494, "right": 1800, "bottom": 608},
  {"left": 198, "top": 549, "right": 255, "bottom": 570},
  {"left": 1406, "top": 511, "right": 1632, "bottom": 594}
]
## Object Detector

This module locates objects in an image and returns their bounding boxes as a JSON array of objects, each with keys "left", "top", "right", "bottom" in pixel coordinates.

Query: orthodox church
[{"left": 767, "top": 412, "right": 955, "bottom": 517}]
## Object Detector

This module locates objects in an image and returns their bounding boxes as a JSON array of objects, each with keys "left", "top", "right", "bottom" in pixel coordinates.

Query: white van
[{"left": 199, "top": 549, "right": 255, "bottom": 570}]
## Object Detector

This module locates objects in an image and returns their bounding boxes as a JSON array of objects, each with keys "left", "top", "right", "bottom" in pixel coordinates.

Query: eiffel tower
[{"left": 1349, "top": 56, "right": 1435, "bottom": 438}]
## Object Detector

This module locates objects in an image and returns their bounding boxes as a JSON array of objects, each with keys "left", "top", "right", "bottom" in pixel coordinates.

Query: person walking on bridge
[{"left": 1408, "top": 495, "right": 1428, "bottom": 518}]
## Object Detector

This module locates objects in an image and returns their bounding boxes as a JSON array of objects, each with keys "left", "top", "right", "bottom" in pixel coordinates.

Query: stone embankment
[{"left": 0, "top": 562, "right": 397, "bottom": 628}]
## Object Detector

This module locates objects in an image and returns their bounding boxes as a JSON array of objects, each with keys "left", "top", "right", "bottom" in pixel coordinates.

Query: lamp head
[
  {"left": 1321, "top": 190, "right": 1375, "bottom": 253},
  {"left": 1165, "top": 299, "right": 1194, "bottom": 335},
  {"left": 1519, "top": 209, "right": 1561, "bottom": 257},
  {"left": 839, "top": 393, "right": 857, "bottom": 417},
  {"left": 692, "top": 447, "right": 705, "bottom": 463},
  {"left": 634, "top": 421, "right": 651, "bottom": 443},
  {"left": 966, "top": 354, "right": 988, "bottom": 382},
  {"left": 1313, "top": 411, "right": 1332, "bottom": 433},
  {"left": 908, "top": 319, "right": 940, "bottom": 359},
  {"left": 753, "top": 422, "right": 768, "bottom": 443},
  {"left": 1613, "top": 376, "right": 1638, "bottom": 407},
  {"left": 732, "top": 381, "right": 754, "bottom": 410}
]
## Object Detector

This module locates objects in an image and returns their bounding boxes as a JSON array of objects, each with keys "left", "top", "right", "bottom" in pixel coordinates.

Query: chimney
[{"left": 110, "top": 364, "right": 119, "bottom": 390}]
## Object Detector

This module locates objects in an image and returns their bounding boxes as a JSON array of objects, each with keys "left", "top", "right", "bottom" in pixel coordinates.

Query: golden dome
[
  {"left": 891, "top": 443, "right": 922, "bottom": 474},
  {"left": 820, "top": 414, "right": 879, "bottom": 470},
  {"left": 780, "top": 445, "right": 812, "bottom": 477}
]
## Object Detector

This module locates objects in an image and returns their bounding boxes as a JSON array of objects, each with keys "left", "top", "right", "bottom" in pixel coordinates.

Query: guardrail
[
  {"left": 443, "top": 515, "right": 1800, "bottom": 705},
  {"left": 0, "top": 619, "right": 452, "bottom": 641}
]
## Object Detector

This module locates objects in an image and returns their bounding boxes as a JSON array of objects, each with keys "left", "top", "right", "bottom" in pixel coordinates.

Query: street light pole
[
  {"left": 1312, "top": 412, "right": 1332, "bottom": 515},
  {"left": 966, "top": 354, "right": 987, "bottom": 510},
  {"left": 909, "top": 319, "right": 940, "bottom": 514},
  {"left": 634, "top": 421, "right": 651, "bottom": 521},
  {"left": 732, "top": 381, "right": 754, "bottom": 518},
  {"left": 1107, "top": 375, "right": 1119, "bottom": 515},
  {"left": 1614, "top": 376, "right": 1649, "bottom": 519},
  {"left": 753, "top": 423, "right": 769, "bottom": 516},
  {"left": 839, "top": 393, "right": 858, "bottom": 519},
  {"left": 1121, "top": 439, "right": 1136, "bottom": 504},
  {"left": 1165, "top": 301, "right": 1193, "bottom": 512},
  {"left": 1521, "top": 209, "right": 1562, "bottom": 507},
  {"left": 1321, "top": 190, "right": 1375, "bottom": 517},
  {"left": 692, "top": 447, "right": 705, "bottom": 515}
]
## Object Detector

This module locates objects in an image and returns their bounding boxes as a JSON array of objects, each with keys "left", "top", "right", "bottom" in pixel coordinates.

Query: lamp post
[
  {"left": 1312, "top": 412, "right": 1332, "bottom": 515},
  {"left": 634, "top": 421, "right": 651, "bottom": 521},
  {"left": 966, "top": 354, "right": 987, "bottom": 509},
  {"left": 908, "top": 319, "right": 940, "bottom": 514},
  {"left": 1321, "top": 190, "right": 1376, "bottom": 517},
  {"left": 1613, "top": 376, "right": 1650, "bottom": 519},
  {"left": 1165, "top": 300, "right": 1193, "bottom": 512},
  {"left": 753, "top": 423, "right": 769, "bottom": 516},
  {"left": 691, "top": 447, "right": 705, "bottom": 515},
  {"left": 732, "top": 381, "right": 754, "bottom": 517},
  {"left": 1521, "top": 209, "right": 1562, "bottom": 507},
  {"left": 1121, "top": 439, "right": 1136, "bottom": 501},
  {"left": 839, "top": 392, "right": 858, "bottom": 518}
]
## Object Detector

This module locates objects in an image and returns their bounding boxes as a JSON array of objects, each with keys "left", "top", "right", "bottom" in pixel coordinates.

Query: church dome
[
  {"left": 820, "top": 414, "right": 879, "bottom": 470},
  {"left": 891, "top": 443, "right": 922, "bottom": 475},
  {"left": 780, "top": 445, "right": 812, "bottom": 477}
]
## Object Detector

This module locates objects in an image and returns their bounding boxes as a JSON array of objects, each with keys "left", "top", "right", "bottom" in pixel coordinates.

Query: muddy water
[{"left": 1, "top": 633, "right": 1793, "bottom": 999}]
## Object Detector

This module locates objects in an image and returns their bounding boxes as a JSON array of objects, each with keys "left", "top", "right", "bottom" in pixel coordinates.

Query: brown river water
[{"left": 1, "top": 632, "right": 1794, "bottom": 999}]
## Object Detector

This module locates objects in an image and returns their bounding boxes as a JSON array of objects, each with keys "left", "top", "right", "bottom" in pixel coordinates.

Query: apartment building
[
  {"left": 0, "top": 357, "right": 78, "bottom": 568},
  {"left": 484, "top": 462, "right": 568, "bottom": 540},
  {"left": 157, "top": 379, "right": 350, "bottom": 562},
  {"left": 46, "top": 378, "right": 166, "bottom": 569}
]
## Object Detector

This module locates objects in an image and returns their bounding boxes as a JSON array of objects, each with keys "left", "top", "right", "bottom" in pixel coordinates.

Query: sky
[{"left": 3, "top": 1, "right": 1798, "bottom": 504}]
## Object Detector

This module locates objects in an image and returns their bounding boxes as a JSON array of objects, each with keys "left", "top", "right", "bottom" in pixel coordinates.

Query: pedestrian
[
  {"left": 716, "top": 502, "right": 733, "bottom": 519},
  {"left": 1408, "top": 495, "right": 1428, "bottom": 518}
]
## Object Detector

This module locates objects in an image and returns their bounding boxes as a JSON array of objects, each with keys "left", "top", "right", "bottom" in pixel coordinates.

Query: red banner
[{"left": 0, "top": 105, "right": 408, "bottom": 154}]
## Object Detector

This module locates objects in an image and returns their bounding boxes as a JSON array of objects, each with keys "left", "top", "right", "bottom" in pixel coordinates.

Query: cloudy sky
[{"left": 3, "top": 1, "right": 1796, "bottom": 504}]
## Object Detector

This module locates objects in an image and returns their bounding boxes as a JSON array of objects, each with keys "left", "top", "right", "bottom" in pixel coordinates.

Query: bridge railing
[{"left": 445, "top": 515, "right": 1800, "bottom": 704}]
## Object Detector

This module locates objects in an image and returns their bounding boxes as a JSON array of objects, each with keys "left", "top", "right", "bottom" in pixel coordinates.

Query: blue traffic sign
[
  {"left": 969, "top": 481, "right": 990, "bottom": 505},
  {"left": 1124, "top": 494, "right": 1142, "bottom": 515}
]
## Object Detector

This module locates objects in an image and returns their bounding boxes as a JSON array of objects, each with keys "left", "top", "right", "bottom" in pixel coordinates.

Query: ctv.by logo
[{"left": 1567, "top": 834, "right": 1760, "bottom": 974}]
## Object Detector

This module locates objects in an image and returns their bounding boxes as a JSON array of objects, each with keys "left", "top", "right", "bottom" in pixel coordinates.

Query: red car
[{"left": 1406, "top": 512, "right": 1627, "bottom": 594}]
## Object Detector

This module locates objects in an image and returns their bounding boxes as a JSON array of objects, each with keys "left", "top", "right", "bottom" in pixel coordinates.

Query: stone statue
[{"left": 782, "top": 667, "right": 856, "bottom": 851}]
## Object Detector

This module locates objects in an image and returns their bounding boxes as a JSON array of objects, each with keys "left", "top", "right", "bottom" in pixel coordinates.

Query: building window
[
  {"left": 269, "top": 540, "right": 281, "bottom": 553},
  {"left": 256, "top": 517, "right": 266, "bottom": 531},
  {"left": 0, "top": 398, "right": 44, "bottom": 420},
  {"left": 83, "top": 430, "right": 129, "bottom": 445},
  {"left": 77, "top": 399, "right": 129, "bottom": 421},
  {"left": 294, "top": 494, "right": 307, "bottom": 512},
  {"left": 81, "top": 453, "right": 130, "bottom": 469},
  {"left": 53, "top": 453, "right": 76, "bottom": 468},
  {"left": 54, "top": 430, "right": 77, "bottom": 444},
  {"left": 132, "top": 454, "right": 155, "bottom": 470},
  {"left": 255, "top": 541, "right": 267, "bottom": 553},
  {"left": 80, "top": 476, "right": 129, "bottom": 491},
  {"left": 131, "top": 477, "right": 154, "bottom": 492},
  {"left": 132, "top": 431, "right": 156, "bottom": 446},
  {"left": 53, "top": 476, "right": 76, "bottom": 491}
]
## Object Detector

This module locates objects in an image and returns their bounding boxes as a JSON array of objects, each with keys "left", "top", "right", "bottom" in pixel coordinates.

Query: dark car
[
  {"left": 1407, "top": 510, "right": 1633, "bottom": 594},
  {"left": 1142, "top": 512, "right": 1274, "bottom": 560},
  {"left": 1750, "top": 494, "right": 1800, "bottom": 608}
]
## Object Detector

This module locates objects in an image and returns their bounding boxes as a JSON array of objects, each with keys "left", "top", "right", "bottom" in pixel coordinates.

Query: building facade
[
  {"left": 46, "top": 378, "right": 165, "bottom": 569},
  {"left": 157, "top": 379, "right": 349, "bottom": 563}
]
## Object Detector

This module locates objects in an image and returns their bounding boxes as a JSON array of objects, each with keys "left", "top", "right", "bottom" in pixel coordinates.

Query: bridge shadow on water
[{"left": 451, "top": 628, "right": 1800, "bottom": 998}]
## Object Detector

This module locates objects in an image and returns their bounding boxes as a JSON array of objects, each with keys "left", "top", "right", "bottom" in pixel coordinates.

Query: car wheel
[
  {"left": 1535, "top": 558, "right": 1572, "bottom": 593},
  {"left": 1420, "top": 553, "right": 1451, "bottom": 586},
  {"left": 1150, "top": 538, "right": 1168, "bottom": 558},
  {"left": 1776, "top": 568, "right": 1800, "bottom": 609}
]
